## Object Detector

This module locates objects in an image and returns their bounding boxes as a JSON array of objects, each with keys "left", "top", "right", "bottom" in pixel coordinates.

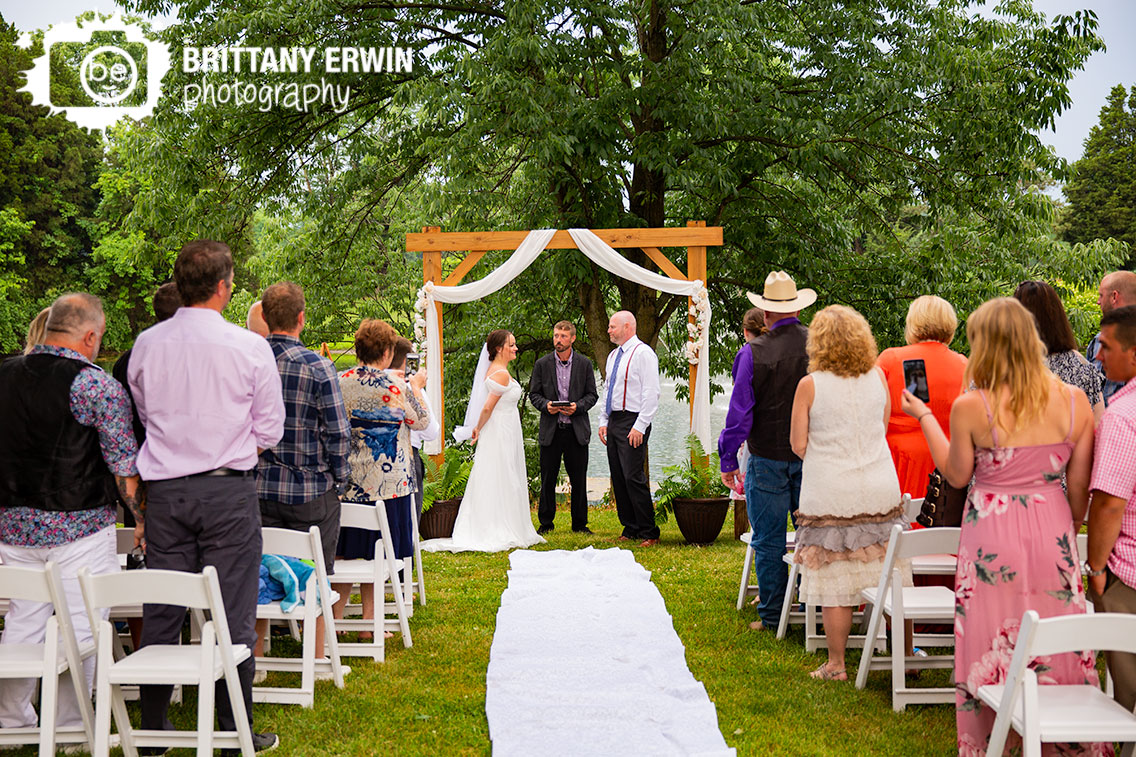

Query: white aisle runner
[{"left": 485, "top": 548, "right": 736, "bottom": 756}]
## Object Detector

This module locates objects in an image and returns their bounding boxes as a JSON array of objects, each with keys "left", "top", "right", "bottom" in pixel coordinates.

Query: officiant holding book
[{"left": 529, "top": 321, "right": 599, "bottom": 535}]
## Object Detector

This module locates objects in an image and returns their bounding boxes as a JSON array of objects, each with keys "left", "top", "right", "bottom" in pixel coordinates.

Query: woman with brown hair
[
  {"left": 422, "top": 329, "right": 544, "bottom": 552},
  {"left": 333, "top": 319, "right": 429, "bottom": 628},
  {"left": 1013, "top": 279, "right": 1105, "bottom": 423},
  {"left": 790, "top": 305, "right": 908, "bottom": 681},
  {"left": 903, "top": 298, "right": 1105, "bottom": 755},
  {"left": 877, "top": 295, "right": 968, "bottom": 498}
]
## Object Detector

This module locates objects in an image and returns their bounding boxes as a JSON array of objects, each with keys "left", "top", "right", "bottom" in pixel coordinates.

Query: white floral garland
[
  {"left": 684, "top": 284, "right": 711, "bottom": 365},
  {"left": 413, "top": 282, "right": 432, "bottom": 358}
]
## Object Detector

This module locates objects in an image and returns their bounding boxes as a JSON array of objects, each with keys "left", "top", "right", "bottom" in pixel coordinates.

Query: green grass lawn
[{"left": 9, "top": 506, "right": 959, "bottom": 756}]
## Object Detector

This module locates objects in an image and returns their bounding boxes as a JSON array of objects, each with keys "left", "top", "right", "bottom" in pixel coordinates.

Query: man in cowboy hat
[{"left": 718, "top": 271, "right": 816, "bottom": 630}]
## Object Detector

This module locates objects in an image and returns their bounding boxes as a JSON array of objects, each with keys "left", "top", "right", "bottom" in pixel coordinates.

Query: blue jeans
[{"left": 745, "top": 454, "right": 802, "bottom": 627}]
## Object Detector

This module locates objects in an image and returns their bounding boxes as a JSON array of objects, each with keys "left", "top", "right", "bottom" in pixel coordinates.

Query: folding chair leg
[
  {"left": 776, "top": 561, "right": 798, "bottom": 639},
  {"left": 737, "top": 543, "right": 753, "bottom": 611},
  {"left": 196, "top": 673, "right": 214, "bottom": 756},
  {"left": 855, "top": 600, "right": 885, "bottom": 690},
  {"left": 38, "top": 620, "right": 59, "bottom": 757},
  {"left": 382, "top": 538, "right": 412, "bottom": 648},
  {"left": 94, "top": 625, "right": 115, "bottom": 757},
  {"left": 413, "top": 520, "right": 426, "bottom": 606},
  {"left": 890, "top": 572, "right": 906, "bottom": 712}
]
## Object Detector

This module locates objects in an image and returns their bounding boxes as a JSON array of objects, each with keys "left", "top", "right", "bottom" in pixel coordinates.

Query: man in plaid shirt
[
  {"left": 256, "top": 281, "right": 351, "bottom": 573},
  {"left": 1086, "top": 304, "right": 1136, "bottom": 710}
]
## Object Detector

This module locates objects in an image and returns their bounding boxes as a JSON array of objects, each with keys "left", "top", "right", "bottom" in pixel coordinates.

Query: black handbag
[{"left": 915, "top": 468, "right": 967, "bottom": 528}]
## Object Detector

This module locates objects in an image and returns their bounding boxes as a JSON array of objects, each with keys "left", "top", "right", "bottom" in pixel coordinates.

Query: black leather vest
[
  {"left": 747, "top": 323, "right": 810, "bottom": 462},
  {"left": 0, "top": 353, "right": 118, "bottom": 512}
]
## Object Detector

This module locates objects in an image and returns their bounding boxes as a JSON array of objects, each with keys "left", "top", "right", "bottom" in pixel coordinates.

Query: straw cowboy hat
[{"left": 746, "top": 271, "right": 817, "bottom": 313}]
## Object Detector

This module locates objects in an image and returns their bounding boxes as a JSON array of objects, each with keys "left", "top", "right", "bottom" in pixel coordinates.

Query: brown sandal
[{"left": 810, "top": 663, "right": 847, "bottom": 681}]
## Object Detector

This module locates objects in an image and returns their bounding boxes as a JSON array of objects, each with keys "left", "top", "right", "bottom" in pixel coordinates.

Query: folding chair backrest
[
  {"left": 79, "top": 565, "right": 233, "bottom": 646},
  {"left": 0, "top": 563, "right": 54, "bottom": 603},
  {"left": 1026, "top": 610, "right": 1136, "bottom": 659},
  {"left": 339, "top": 502, "right": 383, "bottom": 532},
  {"left": 894, "top": 526, "right": 960, "bottom": 560},
  {"left": 261, "top": 526, "right": 335, "bottom": 609},
  {"left": 902, "top": 494, "right": 925, "bottom": 523},
  {"left": 262, "top": 526, "right": 322, "bottom": 562}
]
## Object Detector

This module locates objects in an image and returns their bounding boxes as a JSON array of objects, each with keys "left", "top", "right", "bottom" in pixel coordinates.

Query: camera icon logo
[{"left": 19, "top": 15, "right": 171, "bottom": 131}]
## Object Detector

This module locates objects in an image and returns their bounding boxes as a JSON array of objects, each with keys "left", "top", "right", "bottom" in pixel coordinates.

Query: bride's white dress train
[{"left": 422, "top": 376, "right": 545, "bottom": 553}]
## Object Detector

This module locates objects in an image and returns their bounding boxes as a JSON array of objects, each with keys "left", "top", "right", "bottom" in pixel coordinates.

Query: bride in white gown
[{"left": 422, "top": 330, "right": 545, "bottom": 553}]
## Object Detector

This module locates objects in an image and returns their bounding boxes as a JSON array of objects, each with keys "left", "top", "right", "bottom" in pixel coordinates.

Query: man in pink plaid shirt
[{"left": 1086, "top": 303, "right": 1136, "bottom": 710}]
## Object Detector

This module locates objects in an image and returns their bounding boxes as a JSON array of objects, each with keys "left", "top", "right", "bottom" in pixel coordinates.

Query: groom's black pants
[
  {"left": 538, "top": 424, "right": 589, "bottom": 530},
  {"left": 606, "top": 411, "right": 659, "bottom": 540}
]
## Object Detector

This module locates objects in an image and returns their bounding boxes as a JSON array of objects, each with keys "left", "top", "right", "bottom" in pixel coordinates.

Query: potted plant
[
  {"left": 654, "top": 435, "right": 731, "bottom": 545},
  {"left": 419, "top": 446, "right": 473, "bottom": 539}
]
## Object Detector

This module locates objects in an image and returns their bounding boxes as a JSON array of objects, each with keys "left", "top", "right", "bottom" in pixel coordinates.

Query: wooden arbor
[{"left": 405, "top": 222, "right": 724, "bottom": 459}]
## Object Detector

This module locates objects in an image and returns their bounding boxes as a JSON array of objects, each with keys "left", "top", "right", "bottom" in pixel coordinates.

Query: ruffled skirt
[{"left": 793, "top": 503, "right": 911, "bottom": 607}]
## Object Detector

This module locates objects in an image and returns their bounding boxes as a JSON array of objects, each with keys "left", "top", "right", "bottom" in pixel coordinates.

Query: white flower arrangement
[
  {"left": 414, "top": 283, "right": 433, "bottom": 357},
  {"left": 686, "top": 284, "right": 710, "bottom": 366}
]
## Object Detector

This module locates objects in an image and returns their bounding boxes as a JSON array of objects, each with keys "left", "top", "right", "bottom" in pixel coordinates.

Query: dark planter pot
[
  {"left": 672, "top": 497, "right": 731, "bottom": 545},
  {"left": 419, "top": 498, "right": 461, "bottom": 539}
]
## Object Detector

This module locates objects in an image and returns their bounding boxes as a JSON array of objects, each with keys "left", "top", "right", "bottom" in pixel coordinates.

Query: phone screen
[
  {"left": 405, "top": 354, "right": 419, "bottom": 376},
  {"left": 903, "top": 359, "right": 930, "bottom": 403}
]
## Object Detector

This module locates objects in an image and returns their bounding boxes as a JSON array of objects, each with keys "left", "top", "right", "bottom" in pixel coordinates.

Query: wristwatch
[{"left": 1082, "top": 560, "right": 1106, "bottom": 578}]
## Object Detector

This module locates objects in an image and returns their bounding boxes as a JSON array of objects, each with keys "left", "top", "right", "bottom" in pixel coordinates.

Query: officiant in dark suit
[{"left": 529, "top": 321, "right": 599, "bottom": 535}]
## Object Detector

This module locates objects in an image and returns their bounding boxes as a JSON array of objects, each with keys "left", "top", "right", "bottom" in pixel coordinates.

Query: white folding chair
[
  {"left": 332, "top": 502, "right": 413, "bottom": 660},
  {"left": 774, "top": 494, "right": 925, "bottom": 648},
  {"left": 855, "top": 523, "right": 960, "bottom": 710},
  {"left": 77, "top": 565, "right": 255, "bottom": 757},
  {"left": 254, "top": 526, "right": 347, "bottom": 706},
  {"left": 981, "top": 610, "right": 1136, "bottom": 757},
  {"left": 0, "top": 561, "right": 95, "bottom": 756},
  {"left": 410, "top": 515, "right": 426, "bottom": 607},
  {"left": 738, "top": 530, "right": 795, "bottom": 612}
]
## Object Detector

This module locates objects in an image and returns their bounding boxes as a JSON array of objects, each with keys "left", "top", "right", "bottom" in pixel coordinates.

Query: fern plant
[
  {"left": 421, "top": 445, "right": 474, "bottom": 511},
  {"left": 653, "top": 435, "right": 730, "bottom": 523}
]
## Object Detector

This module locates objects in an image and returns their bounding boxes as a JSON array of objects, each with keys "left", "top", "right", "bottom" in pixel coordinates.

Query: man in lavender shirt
[
  {"left": 718, "top": 272, "right": 815, "bottom": 631},
  {"left": 129, "top": 240, "right": 285, "bottom": 754}
]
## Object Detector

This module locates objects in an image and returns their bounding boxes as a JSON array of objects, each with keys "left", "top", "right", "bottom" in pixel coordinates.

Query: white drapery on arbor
[{"left": 416, "top": 228, "right": 711, "bottom": 455}]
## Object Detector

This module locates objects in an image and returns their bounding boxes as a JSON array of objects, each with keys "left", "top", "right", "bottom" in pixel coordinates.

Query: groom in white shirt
[{"left": 598, "top": 311, "right": 661, "bottom": 546}]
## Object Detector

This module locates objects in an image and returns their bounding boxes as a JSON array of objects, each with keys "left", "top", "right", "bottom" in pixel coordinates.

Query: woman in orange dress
[{"left": 877, "top": 295, "right": 968, "bottom": 498}]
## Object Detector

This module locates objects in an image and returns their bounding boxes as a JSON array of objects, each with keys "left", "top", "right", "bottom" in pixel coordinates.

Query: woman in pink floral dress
[{"left": 902, "top": 298, "right": 1110, "bottom": 757}]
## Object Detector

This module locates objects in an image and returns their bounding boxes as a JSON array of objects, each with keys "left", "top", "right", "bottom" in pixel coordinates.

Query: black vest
[
  {"left": 747, "top": 323, "right": 809, "bottom": 462},
  {"left": 0, "top": 353, "right": 118, "bottom": 512}
]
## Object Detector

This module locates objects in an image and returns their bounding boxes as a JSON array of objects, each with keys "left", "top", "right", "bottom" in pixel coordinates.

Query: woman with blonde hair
[
  {"left": 877, "top": 295, "right": 968, "bottom": 498},
  {"left": 790, "top": 305, "right": 908, "bottom": 681},
  {"left": 22, "top": 307, "right": 50, "bottom": 354},
  {"left": 903, "top": 298, "right": 1106, "bottom": 756}
]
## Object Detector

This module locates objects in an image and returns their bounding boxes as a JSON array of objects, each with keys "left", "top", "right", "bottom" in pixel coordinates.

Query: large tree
[
  {"left": 113, "top": 0, "right": 1117, "bottom": 385},
  {"left": 0, "top": 15, "right": 103, "bottom": 351},
  {"left": 1064, "top": 83, "right": 1136, "bottom": 265}
]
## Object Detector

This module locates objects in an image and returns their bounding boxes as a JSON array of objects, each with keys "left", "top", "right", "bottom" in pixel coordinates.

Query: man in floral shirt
[
  {"left": 0, "top": 292, "right": 144, "bottom": 732},
  {"left": 1086, "top": 304, "right": 1136, "bottom": 710}
]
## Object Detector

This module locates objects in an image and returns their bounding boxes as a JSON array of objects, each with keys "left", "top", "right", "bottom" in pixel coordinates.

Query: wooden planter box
[
  {"left": 672, "top": 497, "right": 731, "bottom": 545},
  {"left": 419, "top": 498, "right": 461, "bottom": 539},
  {"left": 733, "top": 500, "right": 749, "bottom": 540}
]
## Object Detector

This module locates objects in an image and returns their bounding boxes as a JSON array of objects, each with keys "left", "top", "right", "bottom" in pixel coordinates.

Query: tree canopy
[{"left": 1064, "top": 83, "right": 1136, "bottom": 266}]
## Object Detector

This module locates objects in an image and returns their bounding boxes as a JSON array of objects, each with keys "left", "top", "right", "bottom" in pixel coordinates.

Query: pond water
[{"left": 582, "top": 374, "right": 734, "bottom": 476}]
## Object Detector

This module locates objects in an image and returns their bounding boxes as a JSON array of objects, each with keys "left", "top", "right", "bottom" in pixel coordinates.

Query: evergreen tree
[{"left": 1064, "top": 84, "right": 1136, "bottom": 265}]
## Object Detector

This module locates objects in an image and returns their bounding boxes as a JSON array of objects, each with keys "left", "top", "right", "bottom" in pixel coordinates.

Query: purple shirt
[
  {"left": 128, "top": 307, "right": 285, "bottom": 480},
  {"left": 0, "top": 345, "right": 138, "bottom": 548},
  {"left": 717, "top": 317, "right": 800, "bottom": 472},
  {"left": 555, "top": 350, "right": 573, "bottom": 424}
]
